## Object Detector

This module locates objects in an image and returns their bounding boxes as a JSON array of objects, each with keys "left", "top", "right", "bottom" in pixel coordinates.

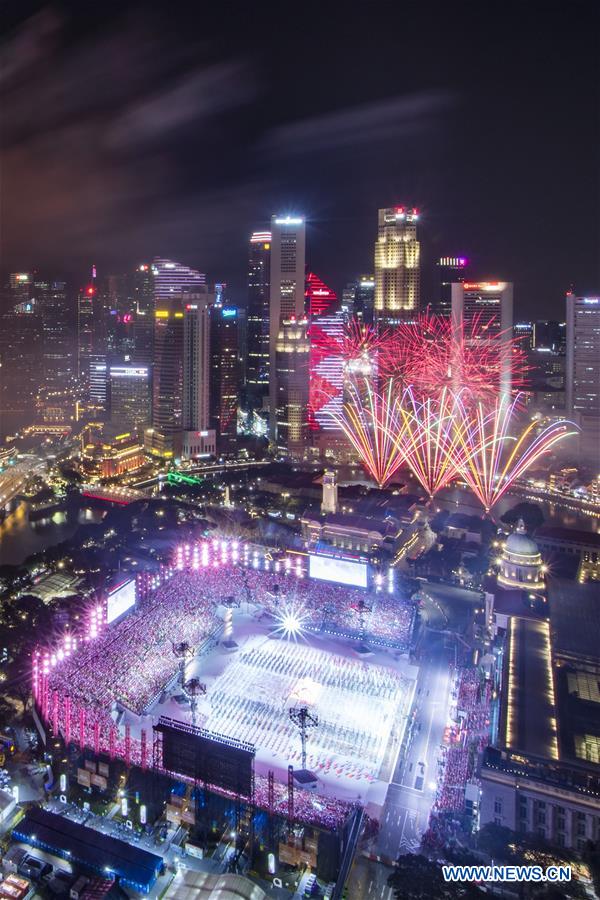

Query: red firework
[{"left": 378, "top": 313, "right": 529, "bottom": 405}]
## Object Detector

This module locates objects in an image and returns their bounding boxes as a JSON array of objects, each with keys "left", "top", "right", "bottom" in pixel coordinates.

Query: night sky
[{"left": 1, "top": 1, "right": 598, "bottom": 317}]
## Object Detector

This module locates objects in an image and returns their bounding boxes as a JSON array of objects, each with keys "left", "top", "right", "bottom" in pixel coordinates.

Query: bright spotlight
[{"left": 273, "top": 603, "right": 309, "bottom": 641}]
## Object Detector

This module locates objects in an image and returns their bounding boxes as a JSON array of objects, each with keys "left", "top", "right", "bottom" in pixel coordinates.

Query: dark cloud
[
  {"left": 263, "top": 91, "right": 456, "bottom": 156},
  {"left": 0, "top": 3, "right": 597, "bottom": 314}
]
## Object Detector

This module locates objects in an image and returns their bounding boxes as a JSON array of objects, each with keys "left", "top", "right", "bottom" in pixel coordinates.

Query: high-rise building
[
  {"left": 354, "top": 275, "right": 375, "bottom": 325},
  {"left": 433, "top": 257, "right": 468, "bottom": 318},
  {"left": 89, "top": 354, "right": 107, "bottom": 416},
  {"left": 0, "top": 297, "right": 42, "bottom": 418},
  {"left": 374, "top": 207, "right": 420, "bottom": 327},
  {"left": 108, "top": 364, "right": 151, "bottom": 436},
  {"left": 514, "top": 321, "right": 534, "bottom": 352},
  {"left": 8, "top": 272, "right": 33, "bottom": 305},
  {"left": 308, "top": 308, "right": 345, "bottom": 437},
  {"left": 210, "top": 305, "right": 239, "bottom": 453},
  {"left": 246, "top": 231, "right": 271, "bottom": 413},
  {"left": 77, "top": 282, "right": 95, "bottom": 385},
  {"left": 306, "top": 272, "right": 336, "bottom": 317},
  {"left": 269, "top": 215, "right": 306, "bottom": 443},
  {"left": 132, "top": 264, "right": 154, "bottom": 314},
  {"left": 33, "top": 280, "right": 73, "bottom": 392},
  {"left": 152, "top": 258, "right": 205, "bottom": 304},
  {"left": 275, "top": 317, "right": 310, "bottom": 459},
  {"left": 451, "top": 281, "right": 514, "bottom": 396},
  {"left": 147, "top": 302, "right": 185, "bottom": 459},
  {"left": 566, "top": 293, "right": 600, "bottom": 463},
  {"left": 306, "top": 275, "right": 344, "bottom": 439},
  {"left": 181, "top": 290, "right": 216, "bottom": 460},
  {"left": 533, "top": 320, "right": 566, "bottom": 353}
]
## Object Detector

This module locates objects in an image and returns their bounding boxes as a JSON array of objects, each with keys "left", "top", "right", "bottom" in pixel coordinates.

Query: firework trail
[{"left": 454, "top": 393, "right": 578, "bottom": 512}]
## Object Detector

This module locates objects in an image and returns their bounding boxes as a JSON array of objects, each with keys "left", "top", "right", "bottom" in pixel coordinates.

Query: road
[{"left": 347, "top": 634, "right": 452, "bottom": 897}]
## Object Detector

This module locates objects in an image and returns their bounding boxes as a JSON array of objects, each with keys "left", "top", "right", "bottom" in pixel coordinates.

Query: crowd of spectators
[{"left": 433, "top": 667, "right": 491, "bottom": 814}]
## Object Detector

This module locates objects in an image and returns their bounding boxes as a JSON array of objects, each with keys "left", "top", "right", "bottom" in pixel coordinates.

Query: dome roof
[{"left": 504, "top": 519, "right": 539, "bottom": 557}]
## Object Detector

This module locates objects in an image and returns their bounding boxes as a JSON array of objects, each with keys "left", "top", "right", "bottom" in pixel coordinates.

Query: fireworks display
[
  {"left": 379, "top": 312, "right": 528, "bottom": 404},
  {"left": 453, "top": 393, "right": 579, "bottom": 512},
  {"left": 396, "top": 388, "right": 468, "bottom": 499},
  {"left": 323, "top": 316, "right": 577, "bottom": 506},
  {"left": 332, "top": 378, "right": 408, "bottom": 487}
]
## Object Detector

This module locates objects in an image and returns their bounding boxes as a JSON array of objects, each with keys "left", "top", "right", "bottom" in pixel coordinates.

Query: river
[
  {"left": 0, "top": 502, "right": 105, "bottom": 567},
  {"left": 0, "top": 483, "right": 597, "bottom": 568}
]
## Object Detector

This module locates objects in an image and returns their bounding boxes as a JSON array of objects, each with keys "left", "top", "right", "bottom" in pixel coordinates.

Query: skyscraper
[
  {"left": 566, "top": 293, "right": 600, "bottom": 463},
  {"left": 108, "top": 364, "right": 152, "bottom": 437},
  {"left": 275, "top": 316, "right": 310, "bottom": 459},
  {"left": 306, "top": 272, "right": 336, "bottom": 317},
  {"left": 269, "top": 215, "right": 306, "bottom": 444},
  {"left": 147, "top": 259, "right": 207, "bottom": 459},
  {"left": 0, "top": 294, "right": 42, "bottom": 420},
  {"left": 374, "top": 207, "right": 420, "bottom": 327},
  {"left": 34, "top": 280, "right": 73, "bottom": 393},
  {"left": 451, "top": 281, "right": 514, "bottom": 396},
  {"left": 354, "top": 275, "right": 375, "bottom": 326},
  {"left": 210, "top": 304, "right": 239, "bottom": 453},
  {"left": 246, "top": 231, "right": 271, "bottom": 413},
  {"left": 433, "top": 257, "right": 468, "bottom": 318},
  {"left": 308, "top": 307, "right": 345, "bottom": 437},
  {"left": 77, "top": 282, "right": 95, "bottom": 385},
  {"left": 306, "top": 274, "right": 344, "bottom": 440},
  {"left": 181, "top": 290, "right": 215, "bottom": 460},
  {"left": 152, "top": 258, "right": 206, "bottom": 303},
  {"left": 147, "top": 302, "right": 185, "bottom": 458}
]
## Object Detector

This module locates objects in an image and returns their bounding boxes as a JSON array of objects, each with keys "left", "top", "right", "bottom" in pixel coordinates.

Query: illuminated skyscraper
[
  {"left": 275, "top": 317, "right": 310, "bottom": 459},
  {"left": 269, "top": 215, "right": 306, "bottom": 444},
  {"left": 306, "top": 272, "right": 336, "bottom": 317},
  {"left": 246, "top": 231, "right": 271, "bottom": 413},
  {"left": 108, "top": 364, "right": 152, "bottom": 436},
  {"left": 147, "top": 301, "right": 185, "bottom": 459},
  {"left": 181, "top": 290, "right": 216, "bottom": 460},
  {"left": 210, "top": 304, "right": 239, "bottom": 452},
  {"left": 374, "top": 207, "right": 420, "bottom": 327},
  {"left": 566, "top": 293, "right": 600, "bottom": 462},
  {"left": 77, "top": 282, "right": 95, "bottom": 384},
  {"left": 306, "top": 275, "right": 344, "bottom": 438},
  {"left": 152, "top": 258, "right": 206, "bottom": 303},
  {"left": 35, "top": 280, "right": 72, "bottom": 392},
  {"left": 433, "top": 257, "right": 468, "bottom": 318}
]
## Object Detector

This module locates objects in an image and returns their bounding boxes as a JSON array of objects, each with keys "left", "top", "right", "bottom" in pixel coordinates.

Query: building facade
[
  {"left": 108, "top": 364, "right": 151, "bottom": 436},
  {"left": 565, "top": 294, "right": 600, "bottom": 463},
  {"left": 246, "top": 231, "right": 271, "bottom": 414},
  {"left": 210, "top": 305, "right": 239, "bottom": 453},
  {"left": 275, "top": 317, "right": 310, "bottom": 459},
  {"left": 374, "top": 206, "right": 420, "bottom": 327},
  {"left": 269, "top": 216, "right": 306, "bottom": 445},
  {"left": 432, "top": 256, "right": 467, "bottom": 318},
  {"left": 147, "top": 302, "right": 184, "bottom": 458},
  {"left": 182, "top": 291, "right": 214, "bottom": 460}
]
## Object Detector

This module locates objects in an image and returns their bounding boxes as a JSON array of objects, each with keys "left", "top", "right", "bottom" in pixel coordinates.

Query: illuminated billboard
[
  {"left": 106, "top": 579, "right": 136, "bottom": 624},
  {"left": 309, "top": 554, "right": 368, "bottom": 589}
]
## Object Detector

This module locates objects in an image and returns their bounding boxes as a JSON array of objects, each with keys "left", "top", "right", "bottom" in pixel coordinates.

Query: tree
[
  {"left": 388, "top": 854, "right": 483, "bottom": 899},
  {"left": 500, "top": 502, "right": 544, "bottom": 533}
]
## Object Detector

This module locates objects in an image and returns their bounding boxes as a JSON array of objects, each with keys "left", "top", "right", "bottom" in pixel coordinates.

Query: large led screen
[
  {"left": 309, "top": 554, "right": 368, "bottom": 589},
  {"left": 106, "top": 579, "right": 136, "bottom": 624}
]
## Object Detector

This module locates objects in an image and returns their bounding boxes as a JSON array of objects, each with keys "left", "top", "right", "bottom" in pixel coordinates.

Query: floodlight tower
[
  {"left": 289, "top": 706, "right": 319, "bottom": 772},
  {"left": 353, "top": 598, "right": 372, "bottom": 643},
  {"left": 173, "top": 641, "right": 194, "bottom": 689},
  {"left": 184, "top": 677, "right": 206, "bottom": 728}
]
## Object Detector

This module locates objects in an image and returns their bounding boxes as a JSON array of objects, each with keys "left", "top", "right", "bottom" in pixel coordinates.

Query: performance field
[
  {"left": 36, "top": 540, "right": 418, "bottom": 821},
  {"left": 156, "top": 615, "right": 417, "bottom": 809}
]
